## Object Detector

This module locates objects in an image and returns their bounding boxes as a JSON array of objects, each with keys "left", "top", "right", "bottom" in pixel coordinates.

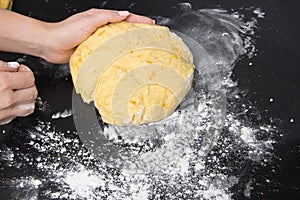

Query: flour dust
[{"left": 0, "top": 6, "right": 280, "bottom": 200}]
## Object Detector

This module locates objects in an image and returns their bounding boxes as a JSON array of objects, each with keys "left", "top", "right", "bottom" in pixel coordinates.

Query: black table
[{"left": 0, "top": 0, "right": 299, "bottom": 199}]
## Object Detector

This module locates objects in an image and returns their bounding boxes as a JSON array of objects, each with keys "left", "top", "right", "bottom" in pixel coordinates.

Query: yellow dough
[
  {"left": 70, "top": 21, "right": 194, "bottom": 125},
  {"left": 0, "top": 0, "right": 13, "bottom": 9}
]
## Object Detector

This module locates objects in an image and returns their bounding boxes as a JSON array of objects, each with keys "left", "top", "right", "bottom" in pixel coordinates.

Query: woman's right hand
[{"left": 0, "top": 60, "right": 38, "bottom": 125}]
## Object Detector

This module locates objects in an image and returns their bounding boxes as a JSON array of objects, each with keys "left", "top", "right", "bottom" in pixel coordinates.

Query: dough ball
[{"left": 70, "top": 21, "right": 194, "bottom": 125}]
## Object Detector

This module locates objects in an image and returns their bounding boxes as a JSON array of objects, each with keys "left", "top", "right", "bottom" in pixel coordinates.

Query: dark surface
[{"left": 0, "top": 0, "right": 299, "bottom": 199}]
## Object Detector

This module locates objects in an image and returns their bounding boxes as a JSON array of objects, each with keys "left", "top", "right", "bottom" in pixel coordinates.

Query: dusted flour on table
[{"left": 0, "top": 6, "right": 280, "bottom": 200}]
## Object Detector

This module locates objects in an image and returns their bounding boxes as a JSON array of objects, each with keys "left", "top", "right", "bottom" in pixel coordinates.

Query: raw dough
[
  {"left": 70, "top": 21, "right": 194, "bottom": 125},
  {"left": 0, "top": 0, "right": 13, "bottom": 10}
]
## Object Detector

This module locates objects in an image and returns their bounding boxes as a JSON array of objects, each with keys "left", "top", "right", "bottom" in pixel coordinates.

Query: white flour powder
[
  {"left": 52, "top": 109, "right": 72, "bottom": 119},
  {"left": 1, "top": 6, "right": 280, "bottom": 200}
]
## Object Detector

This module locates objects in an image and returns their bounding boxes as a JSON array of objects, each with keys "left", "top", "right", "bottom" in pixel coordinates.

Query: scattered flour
[
  {"left": 253, "top": 8, "right": 266, "bottom": 18},
  {"left": 0, "top": 6, "right": 280, "bottom": 200},
  {"left": 52, "top": 109, "right": 72, "bottom": 119}
]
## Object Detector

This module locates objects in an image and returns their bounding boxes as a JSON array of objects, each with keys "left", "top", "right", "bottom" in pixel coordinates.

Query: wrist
[
  {"left": 26, "top": 21, "right": 53, "bottom": 61},
  {"left": 38, "top": 22, "right": 73, "bottom": 64},
  {"left": 36, "top": 22, "right": 57, "bottom": 62}
]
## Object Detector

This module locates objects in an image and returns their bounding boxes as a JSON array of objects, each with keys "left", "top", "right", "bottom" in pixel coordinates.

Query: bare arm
[
  {"left": 0, "top": 8, "right": 154, "bottom": 64},
  {"left": 0, "top": 8, "right": 49, "bottom": 59}
]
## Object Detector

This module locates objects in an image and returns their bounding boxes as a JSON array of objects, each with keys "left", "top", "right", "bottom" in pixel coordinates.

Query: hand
[
  {"left": 0, "top": 60, "right": 38, "bottom": 125},
  {"left": 42, "top": 9, "right": 154, "bottom": 64}
]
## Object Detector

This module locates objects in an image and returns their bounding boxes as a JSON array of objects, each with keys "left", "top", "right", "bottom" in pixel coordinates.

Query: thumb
[{"left": 0, "top": 61, "right": 20, "bottom": 72}]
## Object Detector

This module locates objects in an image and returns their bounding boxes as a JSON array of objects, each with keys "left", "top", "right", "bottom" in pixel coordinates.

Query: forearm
[
  {"left": 0, "top": 8, "right": 50, "bottom": 59},
  {"left": 0, "top": 8, "right": 154, "bottom": 64}
]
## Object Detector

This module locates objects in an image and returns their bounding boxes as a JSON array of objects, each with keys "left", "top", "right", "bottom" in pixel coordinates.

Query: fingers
[
  {"left": 13, "top": 102, "right": 35, "bottom": 117},
  {"left": 0, "top": 64, "right": 36, "bottom": 125},
  {"left": 13, "top": 86, "right": 38, "bottom": 105},
  {"left": 83, "top": 9, "right": 130, "bottom": 28},
  {"left": 83, "top": 9, "right": 154, "bottom": 28},
  {"left": 0, "top": 116, "right": 14, "bottom": 125},
  {"left": 0, "top": 65, "right": 36, "bottom": 109},
  {"left": 0, "top": 102, "right": 35, "bottom": 123},
  {"left": 0, "top": 86, "right": 37, "bottom": 110},
  {"left": 17, "top": 64, "right": 31, "bottom": 72},
  {"left": 0, "top": 60, "right": 20, "bottom": 72},
  {"left": 125, "top": 13, "right": 155, "bottom": 25},
  {"left": 5, "top": 66, "right": 35, "bottom": 89}
]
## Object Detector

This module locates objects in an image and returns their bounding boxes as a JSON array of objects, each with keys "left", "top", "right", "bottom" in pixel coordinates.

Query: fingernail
[
  {"left": 118, "top": 10, "right": 130, "bottom": 17},
  {"left": 152, "top": 20, "right": 156, "bottom": 25},
  {"left": 7, "top": 62, "right": 20, "bottom": 68}
]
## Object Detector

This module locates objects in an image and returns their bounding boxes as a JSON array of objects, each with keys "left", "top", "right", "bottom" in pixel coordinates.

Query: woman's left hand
[{"left": 42, "top": 9, "right": 154, "bottom": 64}]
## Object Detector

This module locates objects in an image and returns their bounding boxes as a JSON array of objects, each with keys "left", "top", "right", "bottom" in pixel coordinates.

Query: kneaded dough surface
[
  {"left": 70, "top": 22, "right": 165, "bottom": 84},
  {"left": 94, "top": 49, "right": 194, "bottom": 124},
  {"left": 70, "top": 21, "right": 194, "bottom": 125},
  {"left": 0, "top": 0, "right": 13, "bottom": 9}
]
